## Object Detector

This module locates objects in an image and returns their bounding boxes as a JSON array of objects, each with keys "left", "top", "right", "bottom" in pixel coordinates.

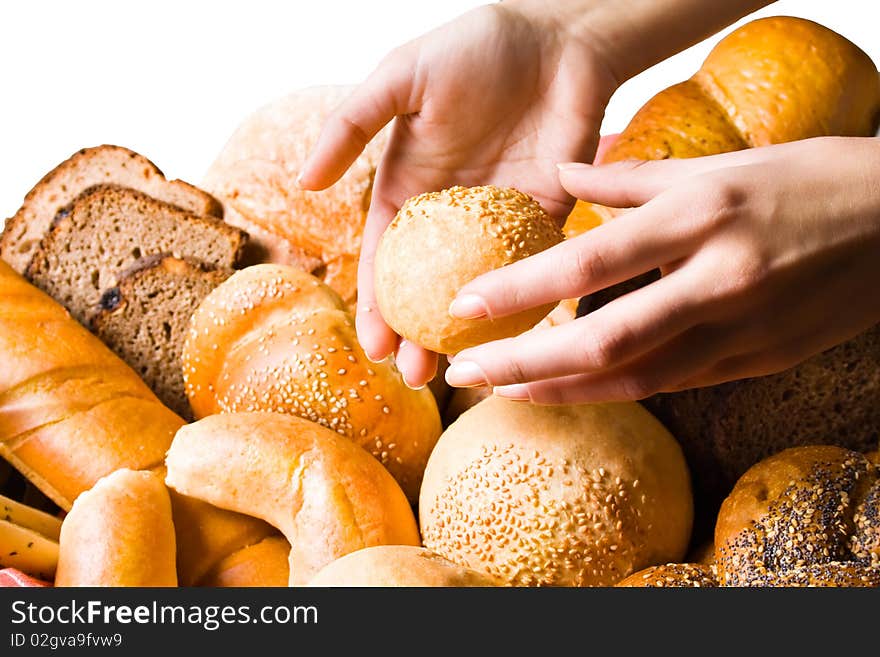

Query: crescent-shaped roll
[{"left": 165, "top": 412, "right": 420, "bottom": 585}]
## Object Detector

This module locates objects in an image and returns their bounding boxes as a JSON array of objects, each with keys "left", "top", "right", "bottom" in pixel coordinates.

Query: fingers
[
  {"left": 446, "top": 269, "right": 701, "bottom": 388},
  {"left": 394, "top": 340, "right": 438, "bottom": 389},
  {"left": 298, "top": 50, "right": 418, "bottom": 191},
  {"left": 451, "top": 191, "right": 697, "bottom": 320},
  {"left": 355, "top": 189, "right": 401, "bottom": 362},
  {"left": 558, "top": 147, "right": 759, "bottom": 208},
  {"left": 491, "top": 325, "right": 724, "bottom": 404}
]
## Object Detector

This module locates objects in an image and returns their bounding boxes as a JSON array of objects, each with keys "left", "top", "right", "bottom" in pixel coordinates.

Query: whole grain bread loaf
[
  {"left": 92, "top": 255, "right": 232, "bottom": 419},
  {"left": 25, "top": 184, "right": 245, "bottom": 325},
  {"left": 1, "top": 145, "right": 222, "bottom": 273}
]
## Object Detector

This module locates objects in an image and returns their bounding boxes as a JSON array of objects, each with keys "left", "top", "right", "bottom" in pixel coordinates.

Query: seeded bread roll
[
  {"left": 419, "top": 396, "right": 693, "bottom": 586},
  {"left": 56, "top": 469, "right": 177, "bottom": 587},
  {"left": 715, "top": 446, "right": 880, "bottom": 587},
  {"left": 202, "top": 86, "right": 388, "bottom": 304},
  {"left": 165, "top": 412, "right": 421, "bottom": 585},
  {"left": 0, "top": 144, "right": 222, "bottom": 275},
  {"left": 183, "top": 264, "right": 442, "bottom": 502},
  {"left": 615, "top": 563, "right": 718, "bottom": 587},
  {"left": 374, "top": 185, "right": 564, "bottom": 354},
  {"left": 308, "top": 546, "right": 501, "bottom": 587}
]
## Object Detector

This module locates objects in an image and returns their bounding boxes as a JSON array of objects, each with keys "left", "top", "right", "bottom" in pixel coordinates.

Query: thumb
[{"left": 298, "top": 48, "right": 419, "bottom": 191}]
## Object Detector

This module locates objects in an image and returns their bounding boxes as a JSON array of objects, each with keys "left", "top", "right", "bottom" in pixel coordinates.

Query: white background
[{"left": 0, "top": 1, "right": 877, "bottom": 221}]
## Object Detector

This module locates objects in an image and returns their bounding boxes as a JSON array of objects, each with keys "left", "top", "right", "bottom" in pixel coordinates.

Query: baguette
[{"left": 0, "top": 260, "right": 274, "bottom": 585}]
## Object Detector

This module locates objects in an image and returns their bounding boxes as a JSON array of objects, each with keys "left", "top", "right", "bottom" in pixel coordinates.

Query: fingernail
[
  {"left": 445, "top": 361, "right": 488, "bottom": 387},
  {"left": 493, "top": 383, "right": 531, "bottom": 401},
  {"left": 402, "top": 377, "right": 427, "bottom": 391},
  {"left": 557, "top": 162, "right": 591, "bottom": 171},
  {"left": 449, "top": 294, "right": 487, "bottom": 320},
  {"left": 365, "top": 350, "right": 387, "bottom": 364}
]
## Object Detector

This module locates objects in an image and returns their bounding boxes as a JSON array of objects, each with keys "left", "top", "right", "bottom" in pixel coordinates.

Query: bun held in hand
[{"left": 374, "top": 185, "right": 564, "bottom": 354}]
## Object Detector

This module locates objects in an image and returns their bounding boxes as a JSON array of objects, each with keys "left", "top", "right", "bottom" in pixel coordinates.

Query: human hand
[
  {"left": 444, "top": 137, "right": 880, "bottom": 403},
  {"left": 298, "top": 1, "right": 619, "bottom": 387}
]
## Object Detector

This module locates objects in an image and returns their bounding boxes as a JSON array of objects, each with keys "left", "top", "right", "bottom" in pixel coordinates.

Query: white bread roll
[
  {"left": 56, "top": 469, "right": 176, "bottom": 587},
  {"left": 308, "top": 546, "right": 501, "bottom": 587},
  {"left": 374, "top": 185, "right": 564, "bottom": 354},
  {"left": 165, "top": 412, "right": 420, "bottom": 585}
]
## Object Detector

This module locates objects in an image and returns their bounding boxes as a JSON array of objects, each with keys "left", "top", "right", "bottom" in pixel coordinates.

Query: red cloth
[{"left": 0, "top": 568, "right": 51, "bottom": 587}]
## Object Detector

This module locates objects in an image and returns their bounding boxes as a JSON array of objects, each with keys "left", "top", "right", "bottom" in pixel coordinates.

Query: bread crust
[
  {"left": 165, "top": 412, "right": 420, "bottom": 585},
  {"left": 1, "top": 145, "right": 222, "bottom": 274},
  {"left": 183, "top": 264, "right": 442, "bottom": 502}
]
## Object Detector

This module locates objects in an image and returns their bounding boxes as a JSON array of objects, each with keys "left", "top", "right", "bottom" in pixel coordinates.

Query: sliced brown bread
[
  {"left": 92, "top": 255, "right": 231, "bottom": 419},
  {"left": 1, "top": 145, "right": 223, "bottom": 274},
  {"left": 25, "top": 184, "right": 246, "bottom": 325}
]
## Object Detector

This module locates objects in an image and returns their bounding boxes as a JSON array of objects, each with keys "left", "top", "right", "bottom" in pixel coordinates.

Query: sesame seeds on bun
[
  {"left": 374, "top": 185, "right": 564, "bottom": 354},
  {"left": 418, "top": 396, "right": 693, "bottom": 586},
  {"left": 183, "top": 264, "right": 442, "bottom": 502}
]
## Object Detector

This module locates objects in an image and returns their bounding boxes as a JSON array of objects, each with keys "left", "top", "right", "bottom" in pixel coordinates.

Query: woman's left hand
[{"left": 445, "top": 136, "right": 880, "bottom": 403}]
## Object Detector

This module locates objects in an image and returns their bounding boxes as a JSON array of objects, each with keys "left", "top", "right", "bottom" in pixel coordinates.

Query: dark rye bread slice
[
  {"left": 1, "top": 145, "right": 223, "bottom": 274},
  {"left": 92, "top": 255, "right": 231, "bottom": 419},
  {"left": 25, "top": 184, "right": 245, "bottom": 325}
]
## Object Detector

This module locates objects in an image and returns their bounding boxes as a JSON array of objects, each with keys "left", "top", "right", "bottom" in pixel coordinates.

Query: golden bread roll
[
  {"left": 56, "top": 469, "right": 176, "bottom": 587},
  {"left": 202, "top": 86, "right": 388, "bottom": 304},
  {"left": 715, "top": 446, "right": 880, "bottom": 587},
  {"left": 419, "top": 396, "right": 693, "bottom": 586},
  {"left": 165, "top": 412, "right": 420, "bottom": 585},
  {"left": 183, "top": 264, "right": 441, "bottom": 502},
  {"left": 200, "top": 535, "right": 290, "bottom": 588},
  {"left": 616, "top": 563, "right": 718, "bottom": 588},
  {"left": 572, "top": 17, "right": 880, "bottom": 507},
  {"left": 374, "top": 185, "right": 564, "bottom": 354},
  {"left": 308, "top": 546, "right": 502, "bottom": 587},
  {"left": 0, "top": 260, "right": 275, "bottom": 586}
]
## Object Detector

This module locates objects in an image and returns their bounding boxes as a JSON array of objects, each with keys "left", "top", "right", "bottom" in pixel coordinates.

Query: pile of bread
[{"left": 1, "top": 16, "right": 879, "bottom": 587}]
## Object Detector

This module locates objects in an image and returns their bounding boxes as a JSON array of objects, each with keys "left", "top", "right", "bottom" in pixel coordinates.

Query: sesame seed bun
[
  {"left": 165, "top": 412, "right": 420, "bottom": 585},
  {"left": 419, "top": 396, "right": 693, "bottom": 586},
  {"left": 374, "top": 186, "right": 564, "bottom": 354},
  {"left": 307, "top": 546, "right": 502, "bottom": 587},
  {"left": 715, "top": 445, "right": 880, "bottom": 586},
  {"left": 615, "top": 563, "right": 718, "bottom": 587},
  {"left": 183, "top": 264, "right": 442, "bottom": 502}
]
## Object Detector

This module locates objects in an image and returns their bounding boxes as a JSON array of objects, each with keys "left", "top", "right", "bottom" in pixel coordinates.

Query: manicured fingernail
[
  {"left": 449, "top": 294, "right": 487, "bottom": 319},
  {"left": 402, "top": 376, "right": 427, "bottom": 390},
  {"left": 445, "top": 361, "right": 488, "bottom": 387},
  {"left": 365, "top": 348, "right": 387, "bottom": 364},
  {"left": 557, "top": 162, "right": 591, "bottom": 171},
  {"left": 493, "top": 384, "right": 531, "bottom": 401}
]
